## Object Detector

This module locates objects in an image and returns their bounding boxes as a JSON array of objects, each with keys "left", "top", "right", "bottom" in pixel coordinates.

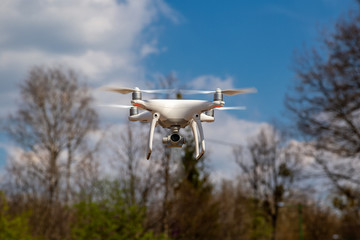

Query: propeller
[
  {"left": 103, "top": 87, "right": 175, "bottom": 94},
  {"left": 98, "top": 104, "right": 133, "bottom": 109},
  {"left": 179, "top": 90, "right": 214, "bottom": 94},
  {"left": 222, "top": 88, "right": 257, "bottom": 96},
  {"left": 216, "top": 106, "right": 247, "bottom": 110},
  {"left": 180, "top": 87, "right": 257, "bottom": 96}
]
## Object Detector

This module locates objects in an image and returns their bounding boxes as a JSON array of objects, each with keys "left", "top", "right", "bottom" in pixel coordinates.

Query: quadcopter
[{"left": 102, "top": 87, "right": 257, "bottom": 160}]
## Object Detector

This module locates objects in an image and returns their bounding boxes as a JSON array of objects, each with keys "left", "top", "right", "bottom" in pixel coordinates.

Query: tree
[
  {"left": 286, "top": 7, "right": 360, "bottom": 157},
  {"left": 169, "top": 128, "right": 220, "bottom": 240},
  {"left": 285, "top": 4, "right": 360, "bottom": 219},
  {"left": 234, "top": 126, "right": 303, "bottom": 240},
  {"left": 4, "top": 65, "right": 99, "bottom": 239},
  {"left": 107, "top": 122, "right": 157, "bottom": 208},
  {"left": 71, "top": 180, "right": 168, "bottom": 240},
  {"left": 0, "top": 192, "right": 38, "bottom": 240},
  {"left": 5, "top": 65, "right": 98, "bottom": 203},
  {"left": 301, "top": 204, "right": 339, "bottom": 240}
]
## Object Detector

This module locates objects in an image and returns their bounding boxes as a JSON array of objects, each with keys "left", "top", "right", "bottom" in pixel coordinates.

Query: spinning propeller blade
[
  {"left": 98, "top": 104, "right": 133, "bottom": 109},
  {"left": 142, "top": 89, "right": 175, "bottom": 94},
  {"left": 221, "top": 88, "right": 257, "bottom": 95},
  {"left": 103, "top": 87, "right": 135, "bottom": 94},
  {"left": 179, "top": 88, "right": 257, "bottom": 95},
  {"left": 179, "top": 90, "right": 214, "bottom": 94},
  {"left": 103, "top": 87, "right": 174, "bottom": 94},
  {"left": 216, "top": 106, "right": 247, "bottom": 110}
]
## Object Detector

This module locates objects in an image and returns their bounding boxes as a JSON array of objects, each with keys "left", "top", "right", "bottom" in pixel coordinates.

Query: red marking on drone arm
[
  {"left": 214, "top": 105, "right": 222, "bottom": 108},
  {"left": 133, "top": 103, "right": 142, "bottom": 107}
]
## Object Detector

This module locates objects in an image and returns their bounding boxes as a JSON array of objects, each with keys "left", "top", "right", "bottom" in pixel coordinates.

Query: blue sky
[
  {"left": 144, "top": 0, "right": 357, "bottom": 121},
  {"left": 0, "top": 0, "right": 358, "bottom": 173}
]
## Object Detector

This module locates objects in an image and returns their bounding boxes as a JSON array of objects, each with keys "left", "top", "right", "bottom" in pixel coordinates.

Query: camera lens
[{"left": 170, "top": 133, "right": 180, "bottom": 142}]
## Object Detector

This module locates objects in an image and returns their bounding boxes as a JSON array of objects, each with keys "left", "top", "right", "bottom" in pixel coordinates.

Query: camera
[{"left": 162, "top": 133, "right": 186, "bottom": 148}]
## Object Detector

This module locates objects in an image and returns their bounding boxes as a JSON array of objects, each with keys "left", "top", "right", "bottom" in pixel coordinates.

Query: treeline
[
  {"left": 0, "top": 82, "right": 356, "bottom": 240},
  {"left": 1, "top": 4, "right": 360, "bottom": 240}
]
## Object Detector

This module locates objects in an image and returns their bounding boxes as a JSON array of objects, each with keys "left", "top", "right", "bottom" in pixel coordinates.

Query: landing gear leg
[{"left": 147, "top": 113, "right": 159, "bottom": 160}]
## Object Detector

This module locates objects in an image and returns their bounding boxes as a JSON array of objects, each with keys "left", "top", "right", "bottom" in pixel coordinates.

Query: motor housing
[
  {"left": 213, "top": 88, "right": 223, "bottom": 101},
  {"left": 129, "top": 107, "right": 138, "bottom": 116}
]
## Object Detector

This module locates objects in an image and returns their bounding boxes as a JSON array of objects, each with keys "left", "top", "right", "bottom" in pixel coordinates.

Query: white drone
[{"left": 102, "top": 87, "right": 257, "bottom": 160}]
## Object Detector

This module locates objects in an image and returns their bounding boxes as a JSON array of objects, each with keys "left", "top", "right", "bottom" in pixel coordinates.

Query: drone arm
[
  {"left": 147, "top": 112, "right": 160, "bottom": 160},
  {"left": 200, "top": 113, "right": 214, "bottom": 122},
  {"left": 190, "top": 119, "right": 200, "bottom": 158},
  {"left": 193, "top": 114, "right": 205, "bottom": 160}
]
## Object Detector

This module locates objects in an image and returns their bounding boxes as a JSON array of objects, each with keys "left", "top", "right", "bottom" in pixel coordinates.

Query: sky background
[{"left": 0, "top": 0, "right": 358, "bottom": 178}]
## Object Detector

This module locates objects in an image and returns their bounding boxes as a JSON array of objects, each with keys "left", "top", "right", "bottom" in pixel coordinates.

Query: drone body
[
  {"left": 130, "top": 99, "right": 220, "bottom": 127},
  {"left": 103, "top": 87, "right": 256, "bottom": 160}
]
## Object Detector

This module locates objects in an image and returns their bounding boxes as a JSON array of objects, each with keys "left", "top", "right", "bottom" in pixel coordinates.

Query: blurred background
[{"left": 0, "top": 0, "right": 359, "bottom": 239}]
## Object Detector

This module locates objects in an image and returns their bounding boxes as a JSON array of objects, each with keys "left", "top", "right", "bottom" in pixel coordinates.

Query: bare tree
[
  {"left": 107, "top": 122, "right": 158, "bottom": 208},
  {"left": 234, "top": 126, "right": 303, "bottom": 240},
  {"left": 3, "top": 66, "right": 100, "bottom": 239},
  {"left": 285, "top": 5, "right": 360, "bottom": 209},
  {"left": 4, "top": 65, "right": 99, "bottom": 204}
]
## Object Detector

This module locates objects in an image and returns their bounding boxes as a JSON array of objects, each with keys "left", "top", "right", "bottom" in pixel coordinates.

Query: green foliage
[
  {"left": 0, "top": 193, "right": 38, "bottom": 240},
  {"left": 245, "top": 200, "right": 272, "bottom": 240},
  {"left": 250, "top": 213, "right": 272, "bottom": 240},
  {"left": 71, "top": 180, "right": 167, "bottom": 240}
]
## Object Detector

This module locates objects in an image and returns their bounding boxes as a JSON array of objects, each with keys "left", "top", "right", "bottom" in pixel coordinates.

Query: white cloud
[
  {"left": 201, "top": 111, "right": 267, "bottom": 180},
  {"left": 141, "top": 40, "right": 161, "bottom": 58},
  {"left": 0, "top": 0, "right": 163, "bottom": 51},
  {"left": 0, "top": 0, "right": 178, "bottom": 119},
  {"left": 4, "top": 144, "right": 42, "bottom": 166},
  {"left": 153, "top": 0, "right": 183, "bottom": 24}
]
